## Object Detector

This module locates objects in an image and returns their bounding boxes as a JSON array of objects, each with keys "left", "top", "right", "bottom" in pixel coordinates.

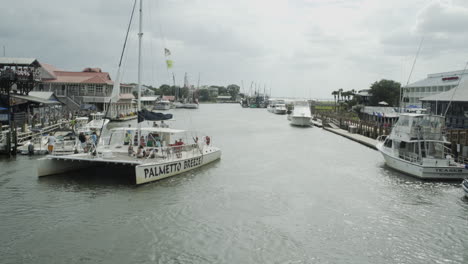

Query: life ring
[{"left": 205, "top": 136, "right": 211, "bottom": 146}]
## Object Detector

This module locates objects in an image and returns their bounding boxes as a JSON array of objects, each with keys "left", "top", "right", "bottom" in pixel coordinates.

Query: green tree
[
  {"left": 199, "top": 89, "right": 210, "bottom": 102},
  {"left": 369, "top": 79, "right": 401, "bottom": 106},
  {"left": 227, "top": 84, "right": 240, "bottom": 100}
]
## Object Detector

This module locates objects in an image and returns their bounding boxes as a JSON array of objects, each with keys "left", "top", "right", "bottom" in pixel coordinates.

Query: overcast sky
[{"left": 2, "top": 0, "right": 468, "bottom": 99}]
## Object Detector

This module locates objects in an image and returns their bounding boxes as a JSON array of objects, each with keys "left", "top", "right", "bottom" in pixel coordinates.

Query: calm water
[{"left": 1, "top": 104, "right": 467, "bottom": 264}]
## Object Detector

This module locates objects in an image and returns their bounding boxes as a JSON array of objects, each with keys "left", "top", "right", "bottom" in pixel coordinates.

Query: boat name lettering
[
  {"left": 184, "top": 157, "right": 203, "bottom": 169},
  {"left": 435, "top": 168, "right": 462, "bottom": 173},
  {"left": 144, "top": 162, "right": 182, "bottom": 178}
]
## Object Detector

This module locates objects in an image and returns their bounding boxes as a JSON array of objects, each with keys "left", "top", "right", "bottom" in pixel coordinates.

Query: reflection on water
[{"left": 1, "top": 104, "right": 467, "bottom": 264}]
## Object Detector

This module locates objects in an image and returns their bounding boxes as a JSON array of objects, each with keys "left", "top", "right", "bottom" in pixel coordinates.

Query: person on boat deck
[
  {"left": 78, "top": 132, "right": 87, "bottom": 151},
  {"left": 146, "top": 134, "right": 155, "bottom": 147},
  {"left": 91, "top": 132, "right": 98, "bottom": 146},
  {"left": 124, "top": 133, "right": 131, "bottom": 145},
  {"left": 45, "top": 133, "right": 56, "bottom": 153},
  {"left": 136, "top": 145, "right": 145, "bottom": 158},
  {"left": 128, "top": 144, "right": 134, "bottom": 156},
  {"left": 133, "top": 134, "right": 139, "bottom": 146},
  {"left": 161, "top": 120, "right": 169, "bottom": 128},
  {"left": 140, "top": 136, "right": 146, "bottom": 147}
]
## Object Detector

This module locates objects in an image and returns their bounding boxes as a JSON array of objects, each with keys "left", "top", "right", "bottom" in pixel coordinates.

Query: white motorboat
[
  {"left": 183, "top": 103, "right": 199, "bottom": 109},
  {"left": 20, "top": 130, "right": 78, "bottom": 156},
  {"left": 174, "top": 101, "right": 199, "bottom": 109},
  {"left": 462, "top": 178, "right": 468, "bottom": 198},
  {"left": 85, "top": 112, "right": 110, "bottom": 131},
  {"left": 377, "top": 114, "right": 468, "bottom": 180},
  {"left": 268, "top": 103, "right": 287, "bottom": 114},
  {"left": 274, "top": 104, "right": 287, "bottom": 114},
  {"left": 37, "top": 127, "right": 221, "bottom": 184},
  {"left": 154, "top": 100, "right": 171, "bottom": 110},
  {"left": 36, "top": 0, "right": 221, "bottom": 185},
  {"left": 288, "top": 101, "right": 311, "bottom": 126}
]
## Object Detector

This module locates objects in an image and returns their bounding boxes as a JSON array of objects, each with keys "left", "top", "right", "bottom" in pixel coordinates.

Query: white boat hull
[
  {"left": 135, "top": 148, "right": 220, "bottom": 184},
  {"left": 37, "top": 147, "right": 221, "bottom": 185},
  {"left": 378, "top": 145, "right": 468, "bottom": 180},
  {"left": 154, "top": 105, "right": 171, "bottom": 110},
  {"left": 274, "top": 109, "right": 287, "bottom": 115},
  {"left": 289, "top": 116, "right": 311, "bottom": 126}
]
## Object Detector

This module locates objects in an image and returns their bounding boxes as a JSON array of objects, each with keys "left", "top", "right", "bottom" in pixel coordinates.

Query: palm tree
[{"left": 331, "top": 91, "right": 338, "bottom": 112}]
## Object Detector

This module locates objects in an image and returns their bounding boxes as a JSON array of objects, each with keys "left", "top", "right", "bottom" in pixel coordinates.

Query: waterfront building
[
  {"left": 140, "top": 96, "right": 159, "bottom": 109},
  {"left": 360, "top": 106, "right": 399, "bottom": 126},
  {"left": 36, "top": 64, "right": 134, "bottom": 118},
  {"left": 420, "top": 79, "right": 468, "bottom": 129},
  {"left": 402, "top": 70, "right": 467, "bottom": 108},
  {"left": 355, "top": 89, "right": 371, "bottom": 105}
]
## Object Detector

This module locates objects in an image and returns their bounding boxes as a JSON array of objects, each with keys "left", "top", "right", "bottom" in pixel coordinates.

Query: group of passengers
[{"left": 124, "top": 132, "right": 185, "bottom": 159}]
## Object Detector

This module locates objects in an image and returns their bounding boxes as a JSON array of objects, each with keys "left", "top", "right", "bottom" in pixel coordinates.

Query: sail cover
[{"left": 138, "top": 109, "right": 173, "bottom": 123}]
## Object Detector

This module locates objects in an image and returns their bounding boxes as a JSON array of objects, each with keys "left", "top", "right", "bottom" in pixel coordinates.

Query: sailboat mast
[{"left": 137, "top": 0, "right": 143, "bottom": 112}]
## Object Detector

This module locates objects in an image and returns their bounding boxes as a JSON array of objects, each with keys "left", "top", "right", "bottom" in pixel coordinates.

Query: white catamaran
[
  {"left": 37, "top": 0, "right": 221, "bottom": 184},
  {"left": 377, "top": 114, "right": 468, "bottom": 180}
]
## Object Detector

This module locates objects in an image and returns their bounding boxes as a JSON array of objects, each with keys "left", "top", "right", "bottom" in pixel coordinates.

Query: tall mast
[{"left": 137, "top": 0, "right": 143, "bottom": 112}]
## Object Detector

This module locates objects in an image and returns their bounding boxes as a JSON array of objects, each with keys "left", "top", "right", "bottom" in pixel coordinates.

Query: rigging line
[
  {"left": 406, "top": 36, "right": 424, "bottom": 86},
  {"left": 98, "top": 0, "right": 137, "bottom": 143},
  {"left": 443, "top": 62, "right": 468, "bottom": 117},
  {"left": 147, "top": 0, "right": 156, "bottom": 87},
  {"left": 118, "top": 0, "right": 138, "bottom": 67},
  {"left": 401, "top": 36, "right": 424, "bottom": 111}
]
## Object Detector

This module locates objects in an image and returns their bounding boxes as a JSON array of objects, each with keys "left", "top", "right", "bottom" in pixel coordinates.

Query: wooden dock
[{"left": 323, "top": 126, "right": 378, "bottom": 150}]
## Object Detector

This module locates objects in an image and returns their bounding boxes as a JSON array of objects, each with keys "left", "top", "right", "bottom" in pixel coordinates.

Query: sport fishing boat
[
  {"left": 288, "top": 101, "right": 311, "bottom": 126},
  {"left": 376, "top": 114, "right": 468, "bottom": 180},
  {"left": 36, "top": 0, "right": 221, "bottom": 185}
]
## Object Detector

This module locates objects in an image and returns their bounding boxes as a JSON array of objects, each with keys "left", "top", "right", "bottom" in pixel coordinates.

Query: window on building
[
  {"left": 87, "top": 84, "right": 95, "bottom": 94},
  {"left": 80, "top": 85, "right": 86, "bottom": 95},
  {"left": 96, "top": 85, "right": 103, "bottom": 94}
]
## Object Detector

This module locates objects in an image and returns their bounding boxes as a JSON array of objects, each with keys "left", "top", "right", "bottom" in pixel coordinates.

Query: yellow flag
[{"left": 166, "top": 60, "right": 173, "bottom": 69}]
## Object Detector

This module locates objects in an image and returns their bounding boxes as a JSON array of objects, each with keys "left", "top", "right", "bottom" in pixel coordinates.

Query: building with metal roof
[
  {"left": 402, "top": 69, "right": 467, "bottom": 107},
  {"left": 420, "top": 79, "right": 468, "bottom": 129}
]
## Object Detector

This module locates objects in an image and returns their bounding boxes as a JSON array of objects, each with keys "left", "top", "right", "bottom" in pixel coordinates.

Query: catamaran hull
[
  {"left": 37, "top": 148, "right": 222, "bottom": 184},
  {"left": 289, "top": 116, "right": 311, "bottom": 126},
  {"left": 135, "top": 148, "right": 221, "bottom": 184},
  {"left": 37, "top": 157, "right": 94, "bottom": 177},
  {"left": 379, "top": 149, "right": 468, "bottom": 180}
]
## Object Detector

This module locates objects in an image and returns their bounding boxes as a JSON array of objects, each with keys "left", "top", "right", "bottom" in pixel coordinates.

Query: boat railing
[
  {"left": 143, "top": 143, "right": 201, "bottom": 160},
  {"left": 398, "top": 151, "right": 421, "bottom": 164},
  {"left": 52, "top": 139, "right": 77, "bottom": 154}
]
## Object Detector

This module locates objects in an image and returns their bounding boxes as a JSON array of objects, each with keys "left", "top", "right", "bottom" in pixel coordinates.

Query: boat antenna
[
  {"left": 137, "top": 0, "right": 143, "bottom": 143},
  {"left": 401, "top": 36, "right": 424, "bottom": 112},
  {"left": 443, "top": 62, "right": 468, "bottom": 117},
  {"left": 97, "top": 0, "right": 137, "bottom": 148}
]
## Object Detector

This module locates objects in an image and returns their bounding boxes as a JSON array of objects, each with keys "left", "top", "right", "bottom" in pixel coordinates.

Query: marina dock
[{"left": 322, "top": 126, "right": 378, "bottom": 150}]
